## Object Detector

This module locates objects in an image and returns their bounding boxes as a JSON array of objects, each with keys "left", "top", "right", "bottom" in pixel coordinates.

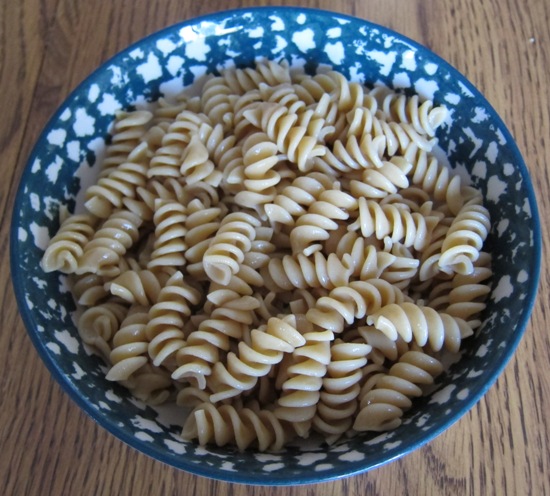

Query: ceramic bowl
[{"left": 10, "top": 6, "right": 541, "bottom": 485}]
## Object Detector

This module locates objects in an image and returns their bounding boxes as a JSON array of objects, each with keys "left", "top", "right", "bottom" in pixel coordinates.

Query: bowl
[{"left": 10, "top": 6, "right": 541, "bottom": 485}]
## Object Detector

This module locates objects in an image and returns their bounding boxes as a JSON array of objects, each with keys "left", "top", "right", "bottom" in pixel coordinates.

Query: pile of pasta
[{"left": 41, "top": 60, "right": 492, "bottom": 451}]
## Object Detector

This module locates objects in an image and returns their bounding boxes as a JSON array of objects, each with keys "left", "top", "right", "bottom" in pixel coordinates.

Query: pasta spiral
[
  {"left": 182, "top": 401, "right": 290, "bottom": 452},
  {"left": 438, "top": 199, "right": 491, "bottom": 275},
  {"left": 78, "top": 210, "right": 143, "bottom": 277},
  {"left": 85, "top": 141, "right": 151, "bottom": 218},
  {"left": 263, "top": 172, "right": 335, "bottom": 226},
  {"left": 263, "top": 251, "right": 354, "bottom": 291},
  {"left": 41, "top": 213, "right": 98, "bottom": 274},
  {"left": 99, "top": 110, "right": 153, "bottom": 178},
  {"left": 306, "top": 279, "right": 407, "bottom": 334},
  {"left": 366, "top": 301, "right": 474, "bottom": 353},
  {"left": 77, "top": 301, "right": 128, "bottom": 360},
  {"left": 148, "top": 110, "right": 209, "bottom": 178},
  {"left": 312, "top": 339, "right": 371, "bottom": 442},
  {"left": 104, "top": 269, "right": 171, "bottom": 306},
  {"left": 147, "top": 199, "right": 188, "bottom": 269},
  {"left": 274, "top": 325, "right": 333, "bottom": 436},
  {"left": 172, "top": 289, "right": 259, "bottom": 389},
  {"left": 354, "top": 351, "right": 443, "bottom": 432},
  {"left": 203, "top": 212, "right": 262, "bottom": 285},
  {"left": 244, "top": 102, "right": 326, "bottom": 171},
  {"left": 290, "top": 189, "right": 357, "bottom": 255},
  {"left": 208, "top": 315, "right": 305, "bottom": 403},
  {"left": 349, "top": 196, "right": 441, "bottom": 251},
  {"left": 145, "top": 271, "right": 202, "bottom": 368},
  {"left": 106, "top": 306, "right": 150, "bottom": 381},
  {"left": 380, "top": 92, "right": 449, "bottom": 137}
]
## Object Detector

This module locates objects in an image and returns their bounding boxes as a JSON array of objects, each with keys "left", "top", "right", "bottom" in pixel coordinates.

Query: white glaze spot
[{"left": 292, "top": 29, "right": 315, "bottom": 52}]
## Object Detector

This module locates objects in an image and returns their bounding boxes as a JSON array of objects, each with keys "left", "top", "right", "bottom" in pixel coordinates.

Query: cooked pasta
[{"left": 41, "top": 60, "right": 492, "bottom": 451}]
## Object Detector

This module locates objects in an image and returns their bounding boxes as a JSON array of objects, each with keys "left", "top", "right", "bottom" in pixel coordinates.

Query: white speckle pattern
[
  {"left": 66, "top": 141, "right": 81, "bottom": 162},
  {"left": 55, "top": 330, "right": 80, "bottom": 353},
  {"left": 47, "top": 129, "right": 67, "bottom": 146},
  {"left": 487, "top": 175, "right": 507, "bottom": 202},
  {"left": 429, "top": 385, "right": 456, "bottom": 405},
  {"left": 292, "top": 28, "right": 316, "bottom": 52},
  {"left": 183, "top": 32, "right": 211, "bottom": 61},
  {"left": 456, "top": 388, "right": 469, "bottom": 400},
  {"left": 269, "top": 15, "right": 285, "bottom": 31},
  {"left": 384, "top": 440, "right": 402, "bottom": 450},
  {"left": 97, "top": 94, "right": 121, "bottom": 116},
  {"left": 476, "top": 344, "right": 489, "bottom": 357},
  {"left": 29, "top": 222, "right": 49, "bottom": 250},
  {"left": 166, "top": 55, "right": 185, "bottom": 76},
  {"left": 424, "top": 62, "right": 438, "bottom": 75},
  {"left": 467, "top": 369, "right": 484, "bottom": 378},
  {"left": 156, "top": 38, "right": 177, "bottom": 56},
  {"left": 325, "top": 41, "right": 345, "bottom": 65},
  {"left": 338, "top": 451, "right": 365, "bottom": 462},
  {"left": 220, "top": 461, "right": 236, "bottom": 472},
  {"left": 88, "top": 84, "right": 100, "bottom": 103},
  {"left": 471, "top": 160, "right": 487, "bottom": 179},
  {"left": 366, "top": 49, "right": 397, "bottom": 76},
  {"left": 164, "top": 439, "right": 186, "bottom": 454},
  {"left": 135, "top": 431, "right": 154, "bottom": 442},
  {"left": 392, "top": 72, "right": 411, "bottom": 88},
  {"left": 73, "top": 108, "right": 96, "bottom": 137},
  {"left": 131, "top": 415, "right": 164, "bottom": 433},
  {"left": 247, "top": 26, "right": 264, "bottom": 38},
  {"left": 263, "top": 463, "right": 285, "bottom": 472},
  {"left": 296, "top": 453, "right": 328, "bottom": 466},
  {"left": 30, "top": 193, "right": 40, "bottom": 211},
  {"left": 414, "top": 78, "right": 438, "bottom": 101},
  {"left": 472, "top": 107, "right": 489, "bottom": 123},
  {"left": 18, "top": 227, "right": 28, "bottom": 242},
  {"left": 444, "top": 93, "right": 460, "bottom": 105},
  {"left": 327, "top": 27, "right": 341, "bottom": 38},
  {"left": 45, "top": 156, "right": 63, "bottom": 183},
  {"left": 485, "top": 141, "right": 498, "bottom": 163},
  {"left": 497, "top": 219, "right": 509, "bottom": 237},
  {"left": 46, "top": 342, "right": 61, "bottom": 355},
  {"left": 401, "top": 49, "right": 417, "bottom": 70},
  {"left": 493, "top": 275, "right": 513, "bottom": 302},
  {"left": 136, "top": 53, "right": 163, "bottom": 83}
]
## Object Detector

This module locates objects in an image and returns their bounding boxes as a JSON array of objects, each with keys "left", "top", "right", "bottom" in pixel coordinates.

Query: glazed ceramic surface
[{"left": 11, "top": 7, "right": 541, "bottom": 485}]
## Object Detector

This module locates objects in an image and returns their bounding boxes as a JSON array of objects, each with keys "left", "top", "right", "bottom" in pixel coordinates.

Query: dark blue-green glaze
[{"left": 10, "top": 7, "right": 541, "bottom": 485}]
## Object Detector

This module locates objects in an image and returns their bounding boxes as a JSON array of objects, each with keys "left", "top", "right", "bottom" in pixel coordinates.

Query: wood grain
[{"left": 1, "top": 0, "right": 549, "bottom": 495}]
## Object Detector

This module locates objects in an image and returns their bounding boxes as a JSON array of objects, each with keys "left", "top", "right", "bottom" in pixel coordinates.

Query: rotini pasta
[{"left": 41, "top": 60, "right": 492, "bottom": 451}]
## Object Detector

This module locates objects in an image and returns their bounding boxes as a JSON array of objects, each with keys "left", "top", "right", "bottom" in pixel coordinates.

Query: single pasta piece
[
  {"left": 274, "top": 324, "right": 333, "bottom": 438},
  {"left": 207, "top": 315, "right": 305, "bottom": 403},
  {"left": 354, "top": 351, "right": 444, "bottom": 432},
  {"left": 171, "top": 289, "right": 259, "bottom": 388},
  {"left": 181, "top": 401, "right": 291, "bottom": 452},
  {"left": 107, "top": 306, "right": 150, "bottom": 381},
  {"left": 366, "top": 301, "right": 474, "bottom": 353},
  {"left": 312, "top": 339, "right": 371, "bottom": 443},
  {"left": 145, "top": 271, "right": 202, "bottom": 368},
  {"left": 41, "top": 213, "right": 98, "bottom": 274},
  {"left": 306, "top": 279, "right": 407, "bottom": 334},
  {"left": 77, "top": 301, "right": 129, "bottom": 361},
  {"left": 85, "top": 141, "right": 151, "bottom": 218},
  {"left": 77, "top": 210, "right": 143, "bottom": 278}
]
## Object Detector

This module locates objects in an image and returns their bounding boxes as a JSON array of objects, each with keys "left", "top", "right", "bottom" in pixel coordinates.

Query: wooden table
[{"left": 2, "top": 1, "right": 549, "bottom": 494}]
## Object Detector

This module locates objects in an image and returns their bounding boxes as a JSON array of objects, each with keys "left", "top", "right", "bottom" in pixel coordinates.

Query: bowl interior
[{"left": 10, "top": 7, "right": 541, "bottom": 485}]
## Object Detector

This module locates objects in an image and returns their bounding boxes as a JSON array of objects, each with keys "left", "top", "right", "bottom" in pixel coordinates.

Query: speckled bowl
[{"left": 10, "top": 6, "right": 541, "bottom": 485}]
